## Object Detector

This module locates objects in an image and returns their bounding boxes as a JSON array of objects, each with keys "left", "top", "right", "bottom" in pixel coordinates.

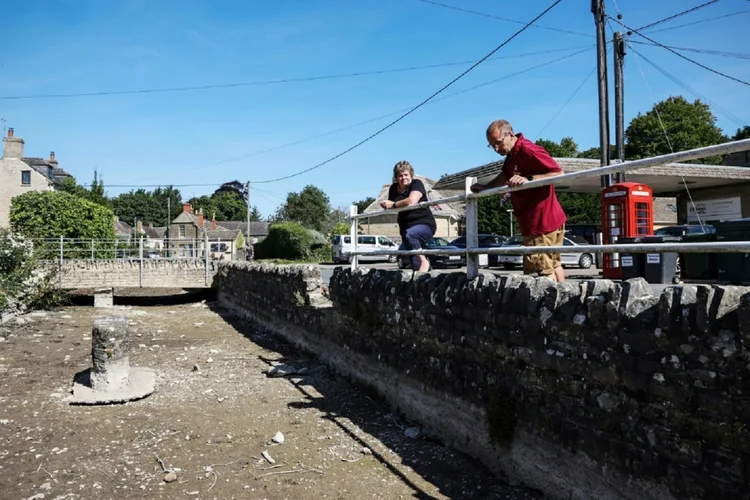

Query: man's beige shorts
[{"left": 521, "top": 226, "right": 565, "bottom": 276}]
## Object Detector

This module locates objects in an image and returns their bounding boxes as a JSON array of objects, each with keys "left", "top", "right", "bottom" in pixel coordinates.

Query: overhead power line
[
  {"left": 250, "top": 0, "right": 564, "bottom": 185},
  {"left": 635, "top": 0, "right": 721, "bottom": 32},
  {"left": 629, "top": 47, "right": 748, "bottom": 128},
  {"left": 628, "top": 40, "right": 750, "bottom": 60},
  {"left": 97, "top": 0, "right": 563, "bottom": 189},
  {"left": 609, "top": 16, "right": 750, "bottom": 87},
  {"left": 413, "top": 0, "right": 590, "bottom": 38},
  {"left": 127, "top": 46, "right": 592, "bottom": 185},
  {"left": 0, "top": 45, "right": 590, "bottom": 101},
  {"left": 644, "top": 8, "right": 750, "bottom": 34}
]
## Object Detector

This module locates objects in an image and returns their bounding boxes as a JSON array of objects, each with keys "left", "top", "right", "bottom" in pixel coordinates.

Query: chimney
[
  {"left": 136, "top": 220, "right": 143, "bottom": 234},
  {"left": 2, "top": 128, "right": 25, "bottom": 159},
  {"left": 48, "top": 151, "right": 58, "bottom": 168},
  {"left": 211, "top": 213, "right": 216, "bottom": 231},
  {"left": 197, "top": 208, "right": 204, "bottom": 229},
  {"left": 182, "top": 202, "right": 192, "bottom": 213}
]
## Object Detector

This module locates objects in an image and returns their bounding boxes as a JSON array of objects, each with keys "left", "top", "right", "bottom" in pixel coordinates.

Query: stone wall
[
  {"left": 54, "top": 259, "right": 218, "bottom": 288},
  {"left": 217, "top": 262, "right": 750, "bottom": 500}
]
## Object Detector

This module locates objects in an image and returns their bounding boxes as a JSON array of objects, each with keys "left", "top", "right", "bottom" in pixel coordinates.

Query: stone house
[
  {"left": 360, "top": 175, "right": 462, "bottom": 241},
  {"left": 170, "top": 203, "right": 242, "bottom": 259},
  {"left": 0, "top": 128, "right": 71, "bottom": 229}
]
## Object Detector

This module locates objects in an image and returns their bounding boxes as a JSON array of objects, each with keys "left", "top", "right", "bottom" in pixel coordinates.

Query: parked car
[
  {"left": 495, "top": 234, "right": 595, "bottom": 269},
  {"left": 655, "top": 224, "right": 715, "bottom": 237},
  {"left": 396, "top": 237, "right": 465, "bottom": 269},
  {"left": 332, "top": 234, "right": 397, "bottom": 263},
  {"left": 451, "top": 234, "right": 507, "bottom": 267},
  {"left": 146, "top": 250, "right": 162, "bottom": 259}
]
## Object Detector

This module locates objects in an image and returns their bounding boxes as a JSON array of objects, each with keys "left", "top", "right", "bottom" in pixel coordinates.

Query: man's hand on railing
[{"left": 470, "top": 183, "right": 487, "bottom": 193}]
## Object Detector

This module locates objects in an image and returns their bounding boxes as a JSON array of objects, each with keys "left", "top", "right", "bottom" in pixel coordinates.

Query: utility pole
[
  {"left": 614, "top": 31, "right": 626, "bottom": 183},
  {"left": 592, "top": 0, "right": 612, "bottom": 188}
]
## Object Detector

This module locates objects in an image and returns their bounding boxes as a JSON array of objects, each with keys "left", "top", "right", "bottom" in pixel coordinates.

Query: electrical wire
[
  {"left": 628, "top": 47, "right": 747, "bottom": 128},
  {"left": 609, "top": 16, "right": 750, "bottom": 87},
  {"left": 635, "top": 0, "right": 721, "bottom": 32},
  {"left": 132, "top": 46, "right": 593, "bottom": 183},
  {"left": 644, "top": 8, "right": 750, "bottom": 34},
  {"left": 413, "top": 0, "right": 590, "bottom": 38},
  {"left": 252, "top": 0, "right": 565, "bottom": 184},
  {"left": 621, "top": 32, "right": 707, "bottom": 228},
  {"left": 627, "top": 41, "right": 750, "bottom": 60},
  {"left": 105, "top": 46, "right": 592, "bottom": 188},
  {"left": 534, "top": 64, "right": 598, "bottom": 138},
  {"left": 0, "top": 45, "right": 590, "bottom": 101}
]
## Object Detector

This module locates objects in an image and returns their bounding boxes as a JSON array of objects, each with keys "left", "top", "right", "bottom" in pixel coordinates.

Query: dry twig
[{"left": 35, "top": 463, "right": 55, "bottom": 480}]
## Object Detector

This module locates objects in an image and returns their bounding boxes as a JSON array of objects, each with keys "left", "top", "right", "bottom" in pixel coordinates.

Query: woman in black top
[{"left": 380, "top": 160, "right": 436, "bottom": 272}]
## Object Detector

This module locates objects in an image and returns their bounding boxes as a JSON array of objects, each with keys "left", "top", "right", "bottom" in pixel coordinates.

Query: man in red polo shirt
[{"left": 471, "top": 119, "right": 568, "bottom": 282}]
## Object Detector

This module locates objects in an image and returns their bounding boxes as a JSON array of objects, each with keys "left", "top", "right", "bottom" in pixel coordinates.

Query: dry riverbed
[{"left": 0, "top": 302, "right": 542, "bottom": 500}]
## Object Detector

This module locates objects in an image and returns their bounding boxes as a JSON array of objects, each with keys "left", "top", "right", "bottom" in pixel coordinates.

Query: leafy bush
[
  {"left": 255, "top": 222, "right": 314, "bottom": 261},
  {"left": 10, "top": 190, "right": 116, "bottom": 258},
  {"left": 0, "top": 230, "right": 64, "bottom": 316}
]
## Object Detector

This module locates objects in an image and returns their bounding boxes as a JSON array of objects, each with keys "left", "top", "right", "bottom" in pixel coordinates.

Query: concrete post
[
  {"left": 204, "top": 231, "right": 209, "bottom": 286},
  {"left": 90, "top": 317, "right": 131, "bottom": 392},
  {"left": 465, "top": 177, "right": 479, "bottom": 279}
]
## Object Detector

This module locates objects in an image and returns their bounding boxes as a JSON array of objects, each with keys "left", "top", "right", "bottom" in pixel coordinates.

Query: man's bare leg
[{"left": 553, "top": 266, "right": 565, "bottom": 282}]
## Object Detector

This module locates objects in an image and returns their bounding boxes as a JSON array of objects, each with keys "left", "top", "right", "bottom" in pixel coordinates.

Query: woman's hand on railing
[{"left": 380, "top": 200, "right": 396, "bottom": 209}]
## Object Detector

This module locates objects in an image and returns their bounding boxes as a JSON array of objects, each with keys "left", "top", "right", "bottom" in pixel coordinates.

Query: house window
[
  {"left": 47, "top": 166, "right": 53, "bottom": 178},
  {"left": 179, "top": 225, "right": 185, "bottom": 238},
  {"left": 21, "top": 171, "right": 31, "bottom": 185}
]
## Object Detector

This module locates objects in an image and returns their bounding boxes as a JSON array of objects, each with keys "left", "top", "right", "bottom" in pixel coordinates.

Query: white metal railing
[
  {"left": 30, "top": 235, "right": 241, "bottom": 262},
  {"left": 347, "top": 138, "right": 750, "bottom": 279}
]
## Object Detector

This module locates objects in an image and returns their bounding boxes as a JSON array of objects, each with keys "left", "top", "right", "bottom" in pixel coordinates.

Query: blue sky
[{"left": 2, "top": 0, "right": 749, "bottom": 218}]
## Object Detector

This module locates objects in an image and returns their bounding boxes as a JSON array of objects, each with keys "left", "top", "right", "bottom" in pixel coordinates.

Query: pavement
[{"left": 319, "top": 263, "right": 673, "bottom": 295}]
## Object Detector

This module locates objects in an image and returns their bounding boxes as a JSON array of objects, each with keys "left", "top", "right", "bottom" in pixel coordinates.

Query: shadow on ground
[{"left": 209, "top": 303, "right": 543, "bottom": 500}]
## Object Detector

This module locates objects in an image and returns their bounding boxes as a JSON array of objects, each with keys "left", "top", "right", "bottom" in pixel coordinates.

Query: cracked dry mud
[{"left": 0, "top": 302, "right": 543, "bottom": 500}]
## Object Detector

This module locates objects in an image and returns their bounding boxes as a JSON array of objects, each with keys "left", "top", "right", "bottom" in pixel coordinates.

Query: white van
[{"left": 332, "top": 234, "right": 398, "bottom": 263}]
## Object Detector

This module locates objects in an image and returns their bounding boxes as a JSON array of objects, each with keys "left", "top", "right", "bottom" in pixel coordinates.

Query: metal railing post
[
  {"left": 139, "top": 236, "right": 144, "bottom": 287},
  {"left": 465, "top": 176, "right": 479, "bottom": 279},
  {"left": 204, "top": 231, "right": 209, "bottom": 286},
  {"left": 59, "top": 236, "right": 63, "bottom": 288},
  {"left": 349, "top": 205, "right": 359, "bottom": 271}
]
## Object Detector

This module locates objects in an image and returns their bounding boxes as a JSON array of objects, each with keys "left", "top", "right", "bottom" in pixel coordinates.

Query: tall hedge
[
  {"left": 254, "top": 222, "right": 313, "bottom": 260},
  {"left": 10, "top": 191, "right": 115, "bottom": 257}
]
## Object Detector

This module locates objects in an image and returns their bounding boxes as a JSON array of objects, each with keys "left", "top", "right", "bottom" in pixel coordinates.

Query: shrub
[
  {"left": 255, "top": 222, "right": 313, "bottom": 261},
  {"left": 0, "top": 230, "right": 64, "bottom": 317}
]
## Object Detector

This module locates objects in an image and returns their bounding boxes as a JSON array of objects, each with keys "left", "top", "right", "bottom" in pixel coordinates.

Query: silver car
[{"left": 495, "top": 234, "right": 595, "bottom": 269}]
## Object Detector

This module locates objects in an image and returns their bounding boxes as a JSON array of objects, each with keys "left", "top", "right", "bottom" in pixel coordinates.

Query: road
[{"left": 318, "top": 263, "right": 672, "bottom": 295}]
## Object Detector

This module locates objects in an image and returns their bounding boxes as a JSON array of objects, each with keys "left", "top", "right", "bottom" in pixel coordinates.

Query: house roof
[
  {"left": 215, "top": 220, "right": 269, "bottom": 236},
  {"left": 114, "top": 219, "right": 132, "bottom": 236},
  {"left": 20, "top": 157, "right": 71, "bottom": 186},
  {"left": 142, "top": 226, "right": 162, "bottom": 239},
  {"left": 363, "top": 175, "right": 462, "bottom": 219},
  {"left": 205, "top": 227, "right": 241, "bottom": 239},
  {"left": 433, "top": 157, "right": 750, "bottom": 195}
]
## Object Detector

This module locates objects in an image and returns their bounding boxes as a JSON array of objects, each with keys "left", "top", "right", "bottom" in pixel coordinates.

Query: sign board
[
  {"left": 604, "top": 191, "right": 627, "bottom": 198},
  {"left": 479, "top": 254, "right": 488, "bottom": 267},
  {"left": 687, "top": 197, "right": 742, "bottom": 223},
  {"left": 621, "top": 256, "right": 633, "bottom": 267},
  {"left": 647, "top": 254, "right": 660, "bottom": 264}
]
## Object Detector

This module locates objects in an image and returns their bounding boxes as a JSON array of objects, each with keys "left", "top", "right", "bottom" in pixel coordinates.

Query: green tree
[
  {"left": 535, "top": 137, "right": 578, "bottom": 157},
  {"left": 733, "top": 126, "right": 750, "bottom": 141},
  {"left": 625, "top": 96, "right": 728, "bottom": 164},
  {"left": 279, "top": 185, "right": 331, "bottom": 232},
  {"left": 112, "top": 189, "right": 160, "bottom": 226},
  {"left": 213, "top": 191, "right": 247, "bottom": 220},
  {"left": 57, "top": 173, "right": 109, "bottom": 208},
  {"left": 557, "top": 193, "right": 601, "bottom": 224},
  {"left": 11, "top": 191, "right": 115, "bottom": 258},
  {"left": 477, "top": 196, "right": 512, "bottom": 235},
  {"left": 248, "top": 206, "right": 263, "bottom": 221},
  {"left": 88, "top": 169, "right": 109, "bottom": 207},
  {"left": 577, "top": 146, "right": 617, "bottom": 160},
  {"left": 152, "top": 186, "right": 183, "bottom": 225},
  {"left": 353, "top": 197, "right": 375, "bottom": 214}
]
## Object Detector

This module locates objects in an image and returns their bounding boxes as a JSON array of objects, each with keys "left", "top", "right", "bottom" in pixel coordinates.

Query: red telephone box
[{"left": 601, "top": 182, "right": 654, "bottom": 279}]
